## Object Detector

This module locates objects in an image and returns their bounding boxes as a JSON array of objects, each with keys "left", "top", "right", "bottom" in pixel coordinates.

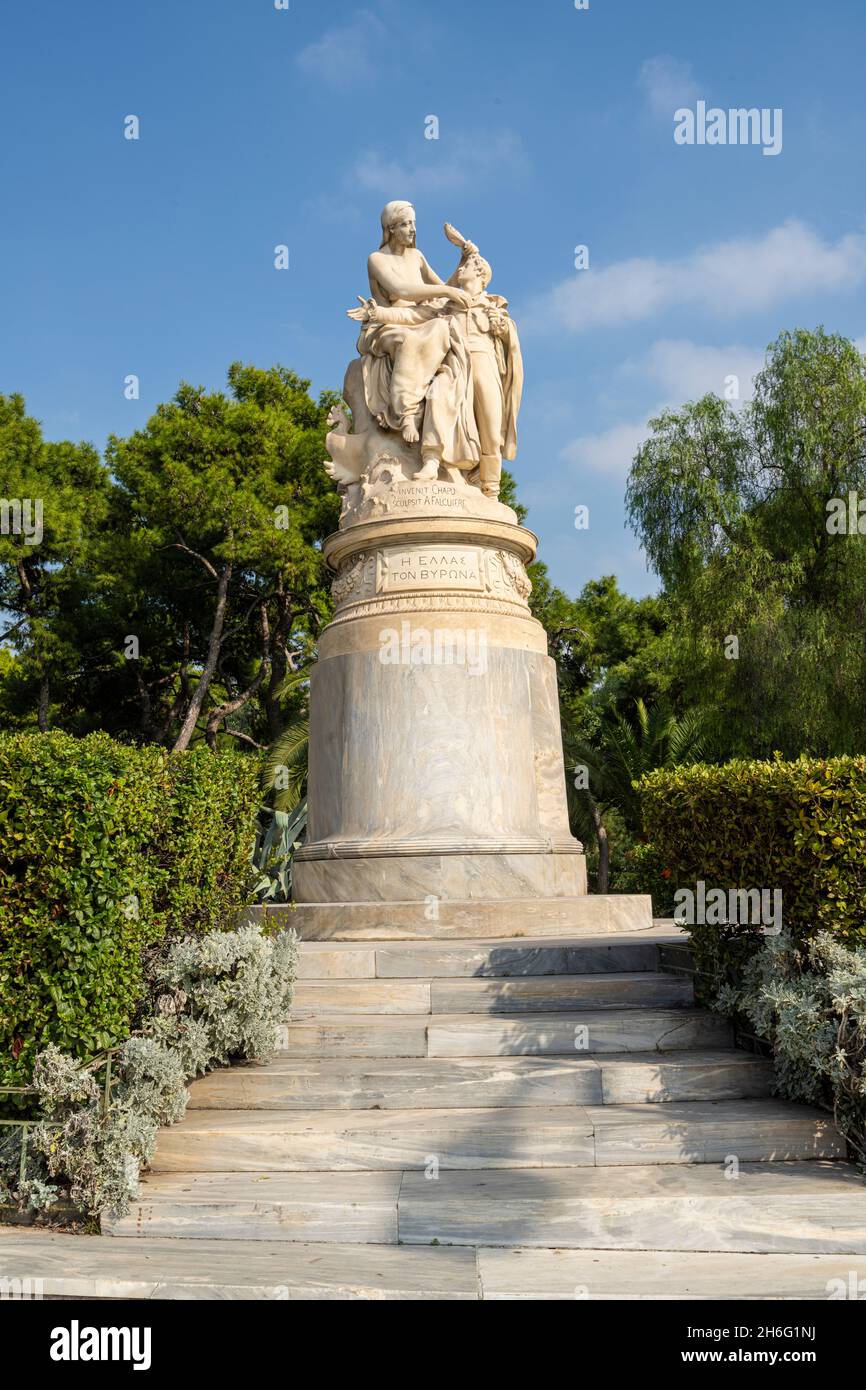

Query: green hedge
[
  {"left": 638, "top": 755, "right": 866, "bottom": 986},
  {"left": 0, "top": 732, "right": 260, "bottom": 1085}
]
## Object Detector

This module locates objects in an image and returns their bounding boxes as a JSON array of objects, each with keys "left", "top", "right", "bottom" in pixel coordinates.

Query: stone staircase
[{"left": 3, "top": 912, "right": 865, "bottom": 1299}]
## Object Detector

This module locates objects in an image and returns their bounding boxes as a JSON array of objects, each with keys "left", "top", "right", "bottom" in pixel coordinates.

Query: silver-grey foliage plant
[
  {"left": 716, "top": 930, "right": 866, "bottom": 1163},
  {"left": 2, "top": 926, "right": 297, "bottom": 1220}
]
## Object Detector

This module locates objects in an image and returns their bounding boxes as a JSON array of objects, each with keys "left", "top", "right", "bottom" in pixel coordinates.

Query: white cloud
[
  {"left": 562, "top": 418, "right": 654, "bottom": 479},
  {"left": 525, "top": 221, "right": 866, "bottom": 334},
  {"left": 855, "top": 334, "right": 866, "bottom": 355},
  {"left": 350, "top": 132, "right": 530, "bottom": 198},
  {"left": 638, "top": 55, "right": 701, "bottom": 119},
  {"left": 562, "top": 338, "right": 765, "bottom": 480},
  {"left": 623, "top": 338, "right": 764, "bottom": 404},
  {"left": 296, "top": 10, "right": 386, "bottom": 87}
]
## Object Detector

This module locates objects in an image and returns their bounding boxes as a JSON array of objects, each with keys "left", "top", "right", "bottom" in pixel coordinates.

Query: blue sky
[{"left": 2, "top": 0, "right": 866, "bottom": 596}]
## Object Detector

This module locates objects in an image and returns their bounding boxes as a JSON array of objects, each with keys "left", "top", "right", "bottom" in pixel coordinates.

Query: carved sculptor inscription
[{"left": 382, "top": 482, "right": 474, "bottom": 513}]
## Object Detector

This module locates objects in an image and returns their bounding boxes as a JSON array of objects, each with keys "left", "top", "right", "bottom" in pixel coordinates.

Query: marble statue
[
  {"left": 324, "top": 201, "right": 523, "bottom": 519},
  {"left": 294, "top": 204, "right": 585, "bottom": 910}
]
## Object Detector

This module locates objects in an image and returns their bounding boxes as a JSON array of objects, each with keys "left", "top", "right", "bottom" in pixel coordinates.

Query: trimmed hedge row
[
  {"left": 640, "top": 755, "right": 866, "bottom": 937},
  {"left": 638, "top": 755, "right": 866, "bottom": 985},
  {"left": 0, "top": 732, "right": 260, "bottom": 1085}
]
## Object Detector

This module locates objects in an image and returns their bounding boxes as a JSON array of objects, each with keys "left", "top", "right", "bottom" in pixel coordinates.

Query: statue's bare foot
[
  {"left": 416, "top": 454, "right": 440, "bottom": 481},
  {"left": 402, "top": 417, "right": 420, "bottom": 443}
]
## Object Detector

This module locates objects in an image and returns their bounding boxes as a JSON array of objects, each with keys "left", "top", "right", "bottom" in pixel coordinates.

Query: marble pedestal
[{"left": 293, "top": 477, "right": 585, "bottom": 908}]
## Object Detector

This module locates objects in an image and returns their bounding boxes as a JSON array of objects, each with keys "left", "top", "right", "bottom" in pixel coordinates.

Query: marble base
[
  {"left": 298, "top": 506, "right": 584, "bottom": 919},
  {"left": 244, "top": 894, "right": 654, "bottom": 940},
  {"left": 293, "top": 850, "right": 586, "bottom": 903}
]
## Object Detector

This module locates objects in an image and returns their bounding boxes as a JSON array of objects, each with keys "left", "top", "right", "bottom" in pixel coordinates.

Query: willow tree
[{"left": 626, "top": 328, "right": 866, "bottom": 757}]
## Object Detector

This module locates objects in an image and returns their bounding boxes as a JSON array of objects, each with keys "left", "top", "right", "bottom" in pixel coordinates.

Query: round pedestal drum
[{"left": 293, "top": 496, "right": 585, "bottom": 905}]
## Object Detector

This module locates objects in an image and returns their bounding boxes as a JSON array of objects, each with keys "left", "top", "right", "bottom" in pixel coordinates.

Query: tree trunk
[
  {"left": 158, "top": 623, "right": 190, "bottom": 745},
  {"left": 135, "top": 669, "right": 154, "bottom": 741},
  {"left": 172, "top": 562, "right": 232, "bottom": 751},
  {"left": 16, "top": 557, "right": 49, "bottom": 732},
  {"left": 264, "top": 593, "right": 291, "bottom": 740},
  {"left": 589, "top": 796, "right": 610, "bottom": 894},
  {"left": 205, "top": 604, "right": 271, "bottom": 750},
  {"left": 37, "top": 674, "right": 50, "bottom": 733}
]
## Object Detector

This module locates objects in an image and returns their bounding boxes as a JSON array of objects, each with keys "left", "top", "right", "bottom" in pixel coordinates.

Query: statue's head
[
  {"left": 457, "top": 253, "right": 493, "bottom": 291},
  {"left": 380, "top": 200, "right": 416, "bottom": 249}
]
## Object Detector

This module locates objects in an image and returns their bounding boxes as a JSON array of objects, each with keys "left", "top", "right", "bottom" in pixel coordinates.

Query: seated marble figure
[{"left": 328, "top": 200, "right": 523, "bottom": 503}]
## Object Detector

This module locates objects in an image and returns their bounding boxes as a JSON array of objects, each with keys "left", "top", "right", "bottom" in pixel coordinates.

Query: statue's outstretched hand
[
  {"left": 445, "top": 286, "right": 472, "bottom": 310},
  {"left": 347, "top": 296, "right": 379, "bottom": 322}
]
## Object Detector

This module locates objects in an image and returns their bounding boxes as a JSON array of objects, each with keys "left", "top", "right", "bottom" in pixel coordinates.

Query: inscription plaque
[{"left": 377, "top": 547, "right": 484, "bottom": 592}]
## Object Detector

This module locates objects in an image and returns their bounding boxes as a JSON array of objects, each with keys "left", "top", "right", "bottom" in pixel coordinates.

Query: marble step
[
  {"left": 477, "top": 1246, "right": 866, "bottom": 1300},
  {"left": 251, "top": 894, "right": 653, "bottom": 941},
  {"left": 281, "top": 1008, "right": 732, "bottom": 1058},
  {"left": 425, "top": 1008, "right": 732, "bottom": 1058},
  {"left": 107, "top": 1160, "right": 865, "bottom": 1251},
  {"left": 280, "top": 1013, "right": 431, "bottom": 1058},
  {"left": 0, "top": 1230, "right": 477, "bottom": 1300},
  {"left": 149, "top": 1105, "right": 597, "bottom": 1172},
  {"left": 187, "top": 1050, "right": 771, "bottom": 1111},
  {"left": 148, "top": 1099, "right": 842, "bottom": 1173},
  {"left": 298, "top": 935, "right": 676, "bottom": 980},
  {"left": 5, "top": 1228, "right": 865, "bottom": 1300},
  {"left": 584, "top": 1099, "right": 846, "bottom": 1166},
  {"left": 105, "top": 1172, "right": 403, "bottom": 1243},
  {"left": 434, "top": 972, "right": 692, "bottom": 1013},
  {"left": 398, "top": 1162, "right": 866, "bottom": 1253},
  {"left": 291, "top": 972, "right": 693, "bottom": 1017},
  {"left": 596, "top": 1049, "right": 772, "bottom": 1104},
  {"left": 293, "top": 979, "right": 432, "bottom": 1016},
  {"left": 189, "top": 1055, "right": 606, "bottom": 1108}
]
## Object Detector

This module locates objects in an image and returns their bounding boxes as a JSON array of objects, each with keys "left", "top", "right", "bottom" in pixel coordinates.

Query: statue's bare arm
[
  {"left": 368, "top": 252, "right": 469, "bottom": 307},
  {"left": 419, "top": 254, "right": 444, "bottom": 287}
]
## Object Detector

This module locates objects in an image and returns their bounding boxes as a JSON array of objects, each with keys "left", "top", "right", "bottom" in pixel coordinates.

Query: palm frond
[
  {"left": 563, "top": 697, "right": 711, "bottom": 841},
  {"left": 262, "top": 718, "right": 309, "bottom": 811},
  {"left": 271, "top": 661, "right": 314, "bottom": 704}
]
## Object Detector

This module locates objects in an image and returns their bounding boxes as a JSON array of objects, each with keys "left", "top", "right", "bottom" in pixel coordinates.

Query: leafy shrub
[
  {"left": 638, "top": 755, "right": 866, "bottom": 987},
  {"left": 1, "top": 924, "right": 298, "bottom": 1219},
  {"left": 718, "top": 931, "right": 866, "bottom": 1163},
  {"left": 0, "top": 731, "right": 260, "bottom": 1085},
  {"left": 608, "top": 838, "right": 677, "bottom": 913}
]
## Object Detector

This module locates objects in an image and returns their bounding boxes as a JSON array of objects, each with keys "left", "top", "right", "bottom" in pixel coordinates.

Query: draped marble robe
[
  {"left": 359, "top": 292, "right": 524, "bottom": 470},
  {"left": 358, "top": 279, "right": 481, "bottom": 469}
]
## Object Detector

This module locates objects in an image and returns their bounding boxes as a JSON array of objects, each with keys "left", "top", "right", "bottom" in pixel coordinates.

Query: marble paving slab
[
  {"left": 426, "top": 1008, "right": 732, "bottom": 1057},
  {"left": 476, "top": 1245, "right": 866, "bottom": 1299},
  {"left": 398, "top": 1161, "right": 866, "bottom": 1253},
  {"left": 106, "top": 1171, "right": 402, "bottom": 1243},
  {"left": 0, "top": 1230, "right": 477, "bottom": 1300},
  {"left": 428, "top": 972, "right": 693, "bottom": 1014}
]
